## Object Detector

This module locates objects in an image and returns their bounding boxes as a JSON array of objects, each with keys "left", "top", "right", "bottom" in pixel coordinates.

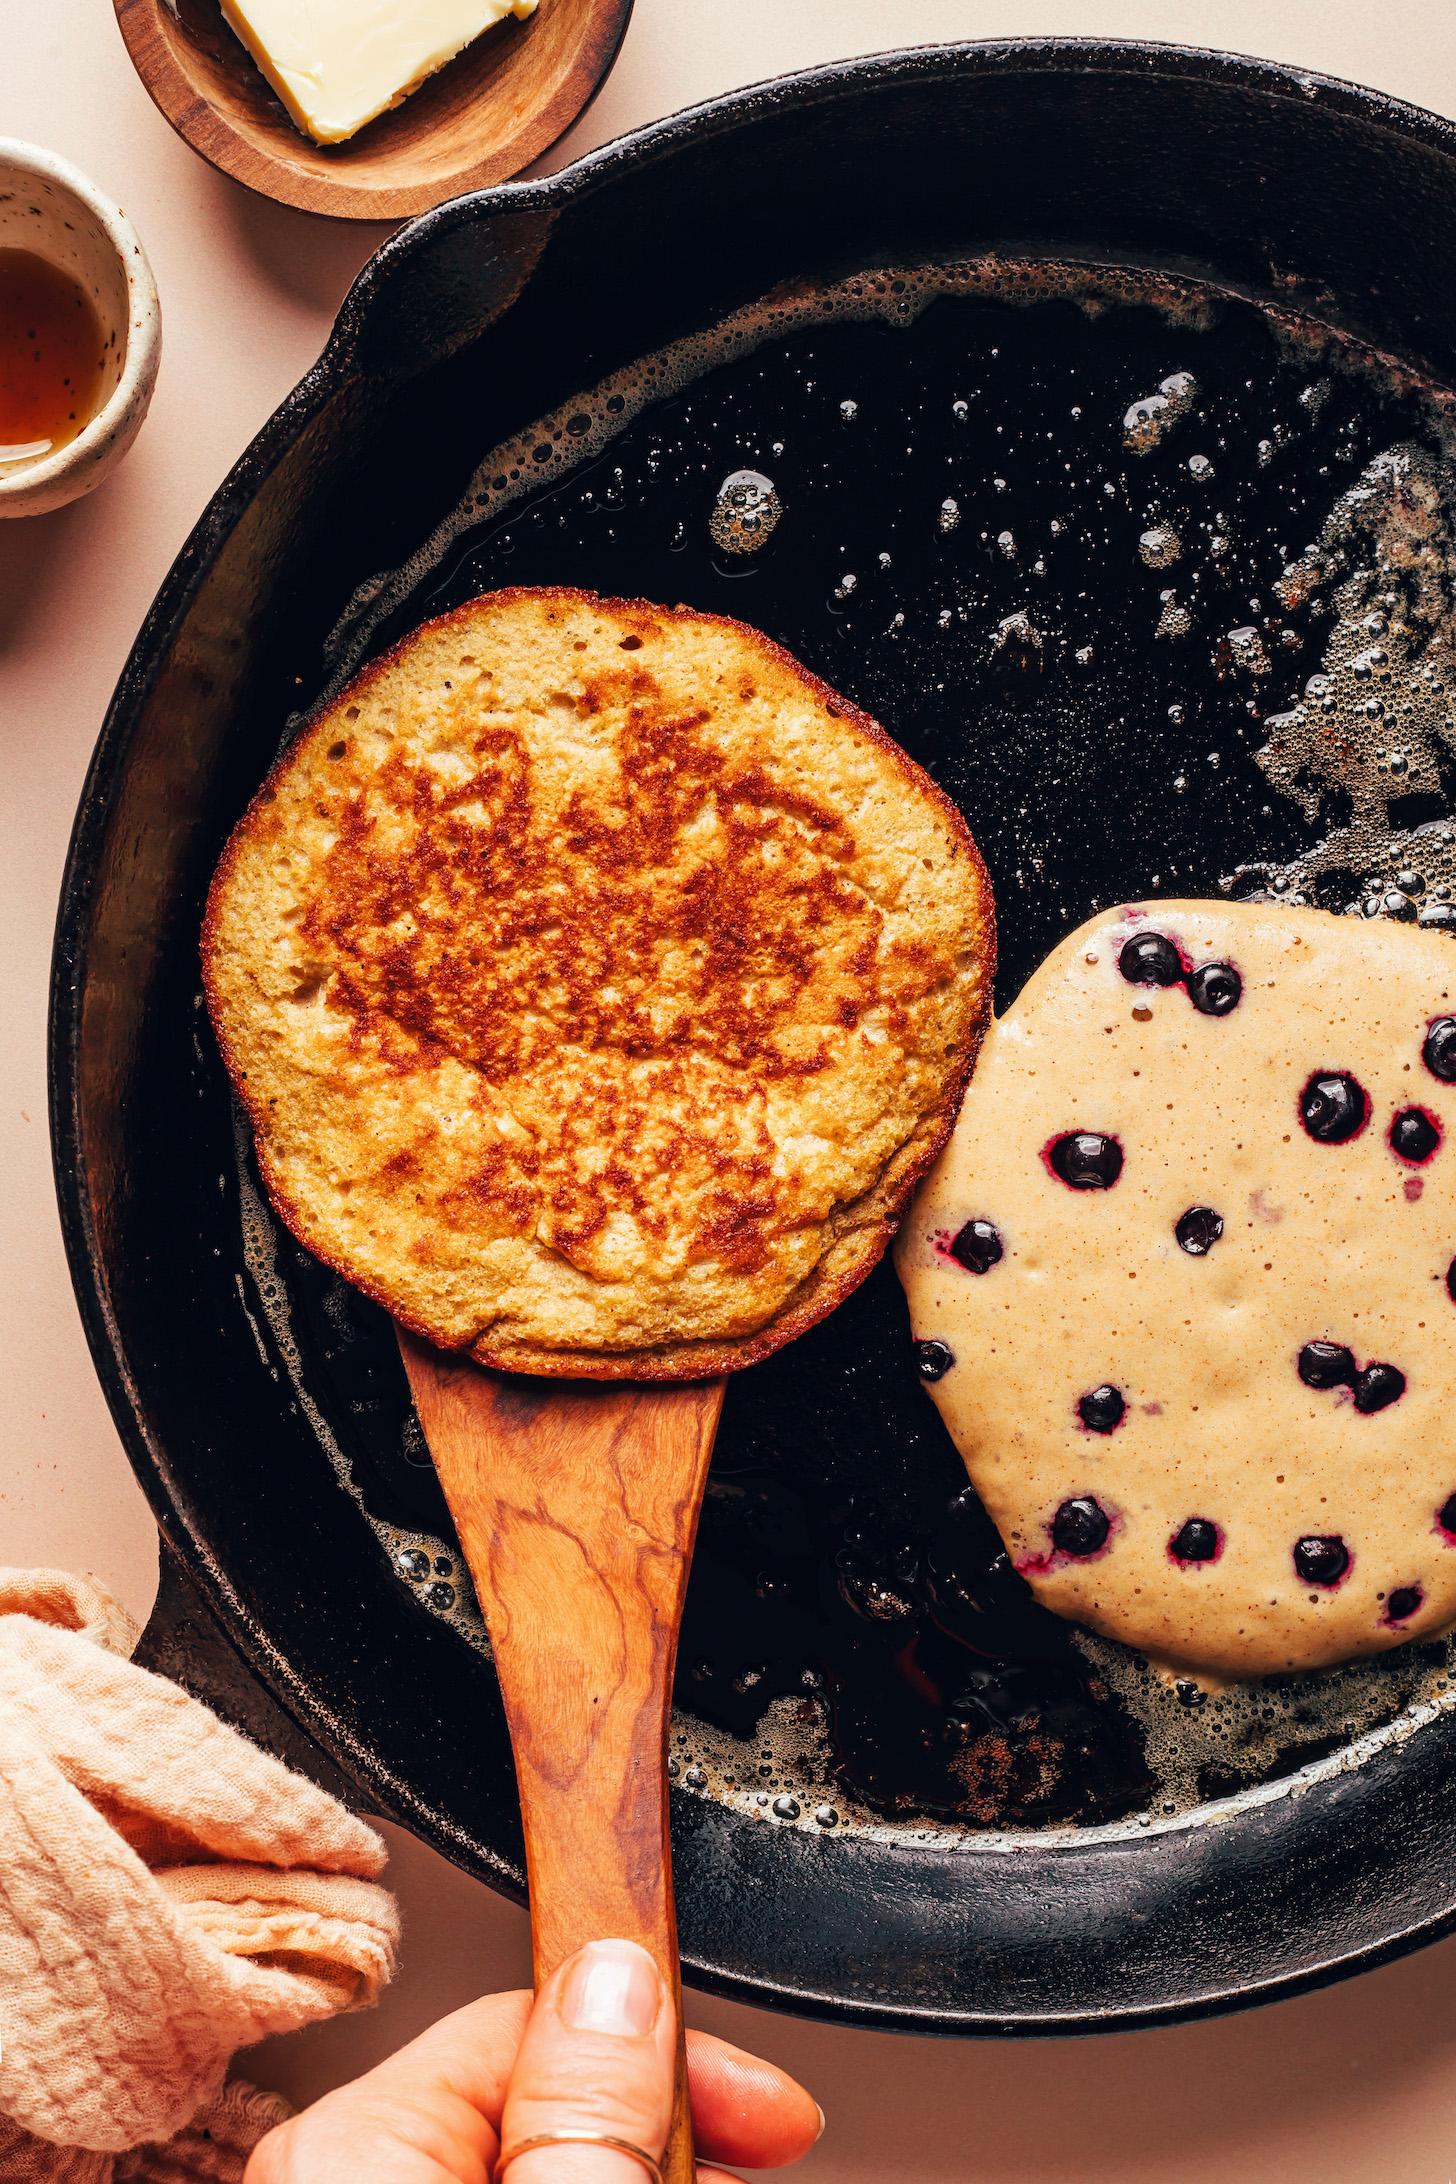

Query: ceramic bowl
[{"left": 0, "top": 140, "right": 161, "bottom": 518}]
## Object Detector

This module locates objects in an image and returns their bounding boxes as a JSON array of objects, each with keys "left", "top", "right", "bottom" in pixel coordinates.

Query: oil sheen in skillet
[
  {"left": 242, "top": 262, "right": 1456, "bottom": 1834},
  {"left": 897, "top": 900, "right": 1456, "bottom": 1681}
]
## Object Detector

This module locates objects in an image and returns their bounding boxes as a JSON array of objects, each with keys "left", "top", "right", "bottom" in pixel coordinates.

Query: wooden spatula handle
[{"left": 397, "top": 1335, "right": 723, "bottom": 2184}]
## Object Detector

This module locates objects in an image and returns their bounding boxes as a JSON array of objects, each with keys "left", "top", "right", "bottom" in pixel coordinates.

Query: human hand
[{"left": 244, "top": 1937, "right": 823, "bottom": 2183}]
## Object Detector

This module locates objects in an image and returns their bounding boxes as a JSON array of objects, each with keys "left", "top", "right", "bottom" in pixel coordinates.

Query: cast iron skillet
[{"left": 49, "top": 40, "right": 1456, "bottom": 2032}]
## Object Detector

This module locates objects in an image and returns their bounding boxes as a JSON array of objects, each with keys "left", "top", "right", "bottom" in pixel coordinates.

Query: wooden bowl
[{"left": 113, "top": 0, "right": 634, "bottom": 221}]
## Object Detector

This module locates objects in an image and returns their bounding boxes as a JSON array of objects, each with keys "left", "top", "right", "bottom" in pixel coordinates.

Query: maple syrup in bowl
[
  {"left": 0, "top": 251, "right": 108, "bottom": 470},
  {"left": 0, "top": 139, "right": 160, "bottom": 517}
]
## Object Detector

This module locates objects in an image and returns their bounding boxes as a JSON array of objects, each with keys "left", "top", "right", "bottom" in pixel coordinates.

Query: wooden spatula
[{"left": 396, "top": 1328, "right": 725, "bottom": 2184}]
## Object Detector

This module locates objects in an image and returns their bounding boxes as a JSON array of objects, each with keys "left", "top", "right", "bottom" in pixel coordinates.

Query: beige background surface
[{"left": 11, "top": 3, "right": 1456, "bottom": 2177}]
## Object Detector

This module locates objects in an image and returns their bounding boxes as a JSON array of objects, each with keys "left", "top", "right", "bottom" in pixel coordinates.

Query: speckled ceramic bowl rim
[{"left": 0, "top": 137, "right": 160, "bottom": 500}]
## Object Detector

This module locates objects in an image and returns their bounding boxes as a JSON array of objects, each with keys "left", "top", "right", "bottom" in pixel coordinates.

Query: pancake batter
[{"left": 896, "top": 900, "right": 1456, "bottom": 1677}]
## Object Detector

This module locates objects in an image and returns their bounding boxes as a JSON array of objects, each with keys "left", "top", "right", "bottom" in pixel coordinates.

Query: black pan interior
[{"left": 50, "top": 43, "right": 1456, "bottom": 2030}]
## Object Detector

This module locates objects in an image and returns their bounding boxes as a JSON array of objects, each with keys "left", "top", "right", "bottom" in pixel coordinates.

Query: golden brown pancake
[{"left": 204, "top": 588, "right": 993, "bottom": 1377}]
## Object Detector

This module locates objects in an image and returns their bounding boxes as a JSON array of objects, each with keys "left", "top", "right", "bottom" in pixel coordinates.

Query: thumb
[{"left": 499, "top": 1939, "right": 675, "bottom": 2183}]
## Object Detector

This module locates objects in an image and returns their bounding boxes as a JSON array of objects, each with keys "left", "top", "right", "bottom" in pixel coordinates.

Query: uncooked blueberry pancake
[
  {"left": 205, "top": 587, "right": 992, "bottom": 1378},
  {"left": 896, "top": 899, "right": 1456, "bottom": 1679}
]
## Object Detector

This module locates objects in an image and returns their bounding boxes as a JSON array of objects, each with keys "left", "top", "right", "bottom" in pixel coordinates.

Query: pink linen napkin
[{"left": 0, "top": 1568, "right": 400, "bottom": 2181}]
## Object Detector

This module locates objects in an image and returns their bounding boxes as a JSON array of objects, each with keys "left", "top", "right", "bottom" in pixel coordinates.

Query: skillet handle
[
  {"left": 336, "top": 203, "right": 557, "bottom": 381},
  {"left": 135, "top": 1534, "right": 362, "bottom": 1809}
]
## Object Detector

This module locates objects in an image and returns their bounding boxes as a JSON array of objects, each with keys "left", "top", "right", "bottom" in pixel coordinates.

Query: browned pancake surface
[{"left": 205, "top": 588, "right": 993, "bottom": 1375}]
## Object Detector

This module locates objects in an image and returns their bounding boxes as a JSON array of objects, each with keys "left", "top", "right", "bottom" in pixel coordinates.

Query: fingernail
[
  {"left": 561, "top": 1940, "right": 663, "bottom": 2038},
  {"left": 814, "top": 2103, "right": 827, "bottom": 2143}
]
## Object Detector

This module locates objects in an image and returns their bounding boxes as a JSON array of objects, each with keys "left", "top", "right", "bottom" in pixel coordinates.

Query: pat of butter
[{"left": 218, "top": 0, "right": 539, "bottom": 146}]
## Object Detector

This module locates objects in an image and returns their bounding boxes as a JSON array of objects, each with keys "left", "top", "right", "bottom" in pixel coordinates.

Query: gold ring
[{"left": 496, "top": 2129, "right": 665, "bottom": 2181}]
